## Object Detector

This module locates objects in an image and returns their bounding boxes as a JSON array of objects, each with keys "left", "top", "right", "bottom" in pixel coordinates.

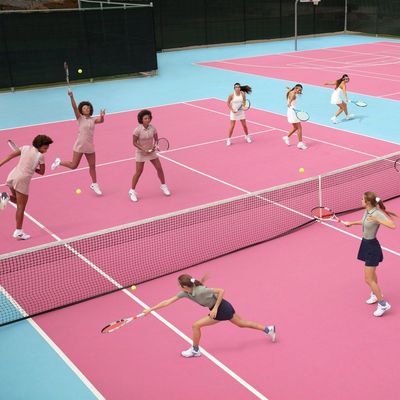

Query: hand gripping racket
[
  {"left": 237, "top": 99, "right": 251, "bottom": 111},
  {"left": 101, "top": 313, "right": 145, "bottom": 334},
  {"left": 311, "top": 206, "right": 346, "bottom": 225},
  {"left": 294, "top": 109, "right": 310, "bottom": 122}
]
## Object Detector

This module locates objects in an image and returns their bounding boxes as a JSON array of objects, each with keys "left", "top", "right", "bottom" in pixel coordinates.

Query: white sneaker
[
  {"left": 373, "top": 302, "right": 391, "bottom": 317},
  {"left": 90, "top": 183, "right": 102, "bottom": 195},
  {"left": 282, "top": 136, "right": 290, "bottom": 146},
  {"left": 366, "top": 292, "right": 378, "bottom": 304},
  {"left": 160, "top": 184, "right": 171, "bottom": 196},
  {"left": 245, "top": 135, "right": 252, "bottom": 143},
  {"left": 13, "top": 230, "right": 30, "bottom": 240},
  {"left": 297, "top": 142, "right": 307, "bottom": 150},
  {"left": 267, "top": 325, "right": 276, "bottom": 342},
  {"left": 0, "top": 192, "right": 10, "bottom": 210},
  {"left": 51, "top": 158, "right": 61, "bottom": 170},
  {"left": 331, "top": 116, "right": 338, "bottom": 124},
  {"left": 226, "top": 138, "right": 231, "bottom": 146},
  {"left": 128, "top": 189, "right": 138, "bottom": 202},
  {"left": 181, "top": 347, "right": 201, "bottom": 358},
  {"left": 346, "top": 114, "right": 355, "bottom": 120}
]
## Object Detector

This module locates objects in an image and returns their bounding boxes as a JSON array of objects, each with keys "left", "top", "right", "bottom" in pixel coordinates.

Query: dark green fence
[{"left": 0, "top": 5, "right": 157, "bottom": 89}]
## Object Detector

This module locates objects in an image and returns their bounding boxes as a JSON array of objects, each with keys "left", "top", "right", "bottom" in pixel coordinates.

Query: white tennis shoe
[
  {"left": 366, "top": 292, "right": 378, "bottom": 304},
  {"left": 51, "top": 158, "right": 61, "bottom": 170},
  {"left": 245, "top": 135, "right": 252, "bottom": 143},
  {"left": 297, "top": 142, "right": 307, "bottom": 150},
  {"left": 373, "top": 302, "right": 391, "bottom": 317},
  {"left": 90, "top": 183, "right": 102, "bottom": 195},
  {"left": 267, "top": 325, "right": 276, "bottom": 342},
  {"left": 160, "top": 184, "right": 171, "bottom": 196},
  {"left": 13, "top": 230, "right": 30, "bottom": 240},
  {"left": 181, "top": 347, "right": 201, "bottom": 358},
  {"left": 226, "top": 138, "right": 232, "bottom": 146},
  {"left": 282, "top": 136, "right": 290, "bottom": 146},
  {"left": 330, "top": 116, "right": 338, "bottom": 124},
  {"left": 128, "top": 189, "right": 138, "bottom": 202}
]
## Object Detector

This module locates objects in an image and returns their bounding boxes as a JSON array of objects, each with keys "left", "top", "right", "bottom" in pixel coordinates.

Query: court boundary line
[
  {"left": 3, "top": 202, "right": 270, "bottom": 400},
  {"left": 0, "top": 279, "right": 105, "bottom": 400}
]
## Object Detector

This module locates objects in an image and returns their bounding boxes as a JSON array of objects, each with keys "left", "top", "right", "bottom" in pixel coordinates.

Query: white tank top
[{"left": 231, "top": 92, "right": 244, "bottom": 110}]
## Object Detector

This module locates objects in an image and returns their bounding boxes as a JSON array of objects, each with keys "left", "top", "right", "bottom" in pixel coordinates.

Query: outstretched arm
[
  {"left": 143, "top": 295, "right": 180, "bottom": 315},
  {"left": 68, "top": 91, "right": 81, "bottom": 120},
  {"left": 0, "top": 150, "right": 20, "bottom": 167}
]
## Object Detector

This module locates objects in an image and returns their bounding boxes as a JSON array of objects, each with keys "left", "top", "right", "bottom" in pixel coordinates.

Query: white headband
[{"left": 190, "top": 278, "right": 196, "bottom": 283}]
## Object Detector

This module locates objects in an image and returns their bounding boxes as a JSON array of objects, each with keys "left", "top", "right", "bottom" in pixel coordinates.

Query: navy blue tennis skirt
[
  {"left": 357, "top": 238, "right": 383, "bottom": 267},
  {"left": 210, "top": 299, "right": 236, "bottom": 321}
]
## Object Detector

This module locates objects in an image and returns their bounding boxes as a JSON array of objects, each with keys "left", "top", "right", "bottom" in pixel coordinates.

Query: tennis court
[{"left": 1, "top": 1, "right": 400, "bottom": 400}]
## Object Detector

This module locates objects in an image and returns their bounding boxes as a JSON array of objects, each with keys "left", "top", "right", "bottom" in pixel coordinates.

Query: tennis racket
[
  {"left": 155, "top": 137, "right": 170, "bottom": 152},
  {"left": 0, "top": 192, "right": 10, "bottom": 211},
  {"left": 349, "top": 100, "right": 367, "bottom": 107},
  {"left": 64, "top": 61, "right": 71, "bottom": 91},
  {"left": 294, "top": 109, "right": 310, "bottom": 122},
  {"left": 101, "top": 313, "right": 145, "bottom": 334},
  {"left": 394, "top": 158, "right": 400, "bottom": 173},
  {"left": 311, "top": 206, "right": 346, "bottom": 225},
  {"left": 7, "top": 140, "right": 18, "bottom": 151},
  {"left": 237, "top": 99, "right": 251, "bottom": 111}
]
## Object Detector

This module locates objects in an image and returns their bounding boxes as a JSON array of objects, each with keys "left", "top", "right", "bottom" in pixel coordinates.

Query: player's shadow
[{"left": 340, "top": 114, "right": 367, "bottom": 124}]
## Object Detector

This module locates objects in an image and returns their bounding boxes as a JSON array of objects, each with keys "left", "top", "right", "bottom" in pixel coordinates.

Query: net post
[{"left": 318, "top": 174, "right": 322, "bottom": 207}]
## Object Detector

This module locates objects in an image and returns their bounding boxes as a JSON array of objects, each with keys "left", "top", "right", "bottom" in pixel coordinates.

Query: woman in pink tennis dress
[
  {"left": 51, "top": 90, "right": 105, "bottom": 195},
  {"left": 0, "top": 134, "right": 53, "bottom": 240}
]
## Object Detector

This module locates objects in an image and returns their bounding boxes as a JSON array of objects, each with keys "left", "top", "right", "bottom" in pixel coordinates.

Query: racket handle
[{"left": 135, "top": 313, "right": 145, "bottom": 319}]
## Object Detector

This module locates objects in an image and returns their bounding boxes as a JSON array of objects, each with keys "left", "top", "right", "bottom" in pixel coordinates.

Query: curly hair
[
  {"left": 137, "top": 109, "right": 152, "bottom": 124},
  {"left": 32, "top": 134, "right": 53, "bottom": 149},
  {"left": 78, "top": 101, "right": 94, "bottom": 116}
]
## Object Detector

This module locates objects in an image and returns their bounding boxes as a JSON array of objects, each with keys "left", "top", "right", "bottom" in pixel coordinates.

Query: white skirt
[
  {"left": 287, "top": 107, "right": 300, "bottom": 124},
  {"left": 330, "top": 91, "right": 343, "bottom": 105},
  {"left": 230, "top": 110, "right": 245, "bottom": 121}
]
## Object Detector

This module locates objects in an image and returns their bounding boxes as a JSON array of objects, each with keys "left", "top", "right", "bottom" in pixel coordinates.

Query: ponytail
[
  {"left": 364, "top": 191, "right": 397, "bottom": 218},
  {"left": 178, "top": 274, "right": 203, "bottom": 288},
  {"left": 335, "top": 74, "right": 349, "bottom": 89},
  {"left": 234, "top": 82, "right": 252, "bottom": 94},
  {"left": 286, "top": 84, "right": 303, "bottom": 99}
]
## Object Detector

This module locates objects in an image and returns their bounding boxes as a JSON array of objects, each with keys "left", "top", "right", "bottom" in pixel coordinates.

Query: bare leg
[
  {"left": 229, "top": 313, "right": 265, "bottom": 331},
  {"left": 9, "top": 187, "right": 17, "bottom": 203},
  {"left": 288, "top": 123, "right": 299, "bottom": 138},
  {"left": 335, "top": 102, "right": 348, "bottom": 117},
  {"left": 84, "top": 153, "right": 97, "bottom": 183},
  {"left": 227, "top": 120, "right": 236, "bottom": 138},
  {"left": 150, "top": 158, "right": 166, "bottom": 184},
  {"left": 240, "top": 119, "right": 249, "bottom": 135},
  {"left": 192, "top": 316, "right": 219, "bottom": 347},
  {"left": 131, "top": 162, "right": 145, "bottom": 189},
  {"left": 364, "top": 267, "right": 384, "bottom": 301},
  {"left": 60, "top": 152, "right": 84, "bottom": 170},
  {"left": 15, "top": 191, "right": 28, "bottom": 230}
]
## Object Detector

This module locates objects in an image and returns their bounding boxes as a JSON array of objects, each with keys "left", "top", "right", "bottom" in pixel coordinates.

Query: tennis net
[{"left": 1, "top": 151, "right": 399, "bottom": 326}]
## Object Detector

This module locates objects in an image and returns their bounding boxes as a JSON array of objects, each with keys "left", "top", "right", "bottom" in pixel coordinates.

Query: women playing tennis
[
  {"left": 0, "top": 135, "right": 53, "bottom": 240},
  {"left": 226, "top": 83, "right": 252, "bottom": 146},
  {"left": 343, "top": 192, "right": 397, "bottom": 317},
  {"left": 51, "top": 90, "right": 105, "bottom": 195},
  {"left": 282, "top": 84, "right": 307, "bottom": 150},
  {"left": 324, "top": 74, "right": 354, "bottom": 124},
  {"left": 129, "top": 109, "right": 170, "bottom": 202},
  {"left": 142, "top": 274, "right": 276, "bottom": 358}
]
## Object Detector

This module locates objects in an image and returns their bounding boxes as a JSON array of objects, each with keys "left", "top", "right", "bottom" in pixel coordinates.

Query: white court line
[
  {"left": 4, "top": 206, "right": 269, "bottom": 400},
  {"left": 0, "top": 97, "right": 214, "bottom": 132},
  {"left": 0, "top": 128, "right": 274, "bottom": 187},
  {"left": 182, "top": 101, "right": 389, "bottom": 158},
  {"left": 381, "top": 91, "right": 400, "bottom": 98}
]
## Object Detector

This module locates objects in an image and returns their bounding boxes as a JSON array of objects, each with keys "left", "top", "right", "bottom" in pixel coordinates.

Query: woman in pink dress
[
  {"left": 0, "top": 134, "right": 53, "bottom": 240},
  {"left": 51, "top": 90, "right": 105, "bottom": 195},
  {"left": 129, "top": 109, "right": 170, "bottom": 202}
]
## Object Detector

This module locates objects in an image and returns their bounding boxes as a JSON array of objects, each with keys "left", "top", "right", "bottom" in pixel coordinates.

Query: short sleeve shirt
[
  {"left": 362, "top": 208, "right": 388, "bottom": 239},
  {"left": 133, "top": 124, "right": 157, "bottom": 153},
  {"left": 177, "top": 285, "right": 217, "bottom": 308}
]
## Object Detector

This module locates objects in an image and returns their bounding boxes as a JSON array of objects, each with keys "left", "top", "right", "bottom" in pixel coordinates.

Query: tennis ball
[
  {"left": 131, "top": 285, "right": 137, "bottom": 291},
  {"left": 77, "top": 68, "right": 83, "bottom": 74},
  {"left": 75, "top": 188, "right": 81, "bottom": 195},
  {"left": 299, "top": 167, "right": 305, "bottom": 173}
]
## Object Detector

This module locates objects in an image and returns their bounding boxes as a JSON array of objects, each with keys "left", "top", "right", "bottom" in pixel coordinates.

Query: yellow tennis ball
[
  {"left": 75, "top": 188, "right": 81, "bottom": 194},
  {"left": 131, "top": 285, "right": 137, "bottom": 291},
  {"left": 77, "top": 68, "right": 83, "bottom": 74},
  {"left": 299, "top": 167, "right": 305, "bottom": 173}
]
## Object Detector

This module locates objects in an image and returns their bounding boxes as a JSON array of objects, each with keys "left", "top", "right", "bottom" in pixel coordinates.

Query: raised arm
[
  {"left": 143, "top": 295, "right": 180, "bottom": 315},
  {"left": 324, "top": 81, "right": 337, "bottom": 86},
  {"left": 0, "top": 150, "right": 20, "bottom": 168},
  {"left": 94, "top": 108, "right": 106, "bottom": 124},
  {"left": 68, "top": 91, "right": 81, "bottom": 120}
]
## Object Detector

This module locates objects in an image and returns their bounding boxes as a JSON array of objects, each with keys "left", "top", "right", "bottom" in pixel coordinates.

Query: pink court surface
[
  {"left": 1, "top": 98, "right": 400, "bottom": 399},
  {"left": 199, "top": 42, "right": 400, "bottom": 100}
]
